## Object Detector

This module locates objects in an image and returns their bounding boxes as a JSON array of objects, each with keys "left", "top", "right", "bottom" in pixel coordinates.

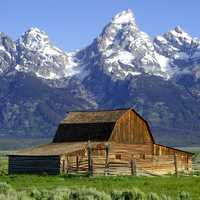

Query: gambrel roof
[
  {"left": 61, "top": 109, "right": 128, "bottom": 124},
  {"left": 53, "top": 108, "right": 155, "bottom": 143}
]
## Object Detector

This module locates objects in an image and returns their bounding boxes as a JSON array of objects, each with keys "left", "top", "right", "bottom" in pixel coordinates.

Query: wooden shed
[{"left": 9, "top": 108, "right": 193, "bottom": 175}]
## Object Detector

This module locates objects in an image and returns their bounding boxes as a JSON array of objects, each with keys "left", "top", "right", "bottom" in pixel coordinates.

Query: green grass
[
  {"left": 0, "top": 148, "right": 200, "bottom": 199},
  {"left": 0, "top": 153, "right": 8, "bottom": 175},
  {"left": 0, "top": 137, "right": 51, "bottom": 151},
  {"left": 0, "top": 175, "right": 200, "bottom": 199}
]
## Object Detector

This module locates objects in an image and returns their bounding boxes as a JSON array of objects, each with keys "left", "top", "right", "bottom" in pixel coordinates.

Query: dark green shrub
[
  {"left": 48, "top": 188, "right": 71, "bottom": 200},
  {"left": 110, "top": 190, "right": 123, "bottom": 200},
  {"left": 111, "top": 189, "right": 145, "bottom": 200},
  {"left": 147, "top": 192, "right": 160, "bottom": 200},
  {"left": 121, "top": 191, "right": 133, "bottom": 200},
  {"left": 70, "top": 188, "right": 111, "bottom": 200},
  {"left": 0, "top": 182, "right": 14, "bottom": 195},
  {"left": 17, "top": 191, "right": 32, "bottom": 200},
  {"left": 160, "top": 194, "right": 172, "bottom": 200},
  {"left": 30, "top": 188, "right": 50, "bottom": 200},
  {"left": 177, "top": 191, "right": 191, "bottom": 200},
  {"left": 132, "top": 188, "right": 146, "bottom": 200}
]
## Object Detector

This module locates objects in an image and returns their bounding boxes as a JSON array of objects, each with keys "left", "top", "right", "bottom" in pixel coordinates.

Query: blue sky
[{"left": 1, "top": 0, "right": 200, "bottom": 51}]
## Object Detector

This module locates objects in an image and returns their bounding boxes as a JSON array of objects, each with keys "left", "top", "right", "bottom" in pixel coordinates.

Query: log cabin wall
[
  {"left": 153, "top": 144, "right": 192, "bottom": 171},
  {"left": 109, "top": 110, "right": 153, "bottom": 145},
  {"left": 9, "top": 155, "right": 60, "bottom": 175},
  {"left": 9, "top": 108, "right": 193, "bottom": 176},
  {"left": 60, "top": 142, "right": 192, "bottom": 176}
]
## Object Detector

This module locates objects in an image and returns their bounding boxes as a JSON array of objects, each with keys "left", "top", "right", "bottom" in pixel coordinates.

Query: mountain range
[{"left": 0, "top": 9, "right": 200, "bottom": 146}]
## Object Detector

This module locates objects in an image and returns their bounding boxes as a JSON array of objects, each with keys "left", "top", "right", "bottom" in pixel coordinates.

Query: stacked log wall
[
  {"left": 61, "top": 142, "right": 192, "bottom": 176},
  {"left": 153, "top": 144, "right": 192, "bottom": 171}
]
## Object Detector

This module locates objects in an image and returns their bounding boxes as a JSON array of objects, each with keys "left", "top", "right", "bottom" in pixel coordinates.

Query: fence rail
[{"left": 62, "top": 143, "right": 196, "bottom": 176}]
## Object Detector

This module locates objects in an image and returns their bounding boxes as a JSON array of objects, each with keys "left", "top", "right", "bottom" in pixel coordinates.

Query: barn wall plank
[
  {"left": 109, "top": 110, "right": 153, "bottom": 144},
  {"left": 9, "top": 156, "right": 60, "bottom": 175}
]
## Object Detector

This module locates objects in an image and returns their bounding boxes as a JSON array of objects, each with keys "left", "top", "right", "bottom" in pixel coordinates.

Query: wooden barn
[{"left": 8, "top": 108, "right": 193, "bottom": 175}]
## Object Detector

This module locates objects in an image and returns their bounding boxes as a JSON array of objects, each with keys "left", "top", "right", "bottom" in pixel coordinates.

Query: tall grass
[{"left": 0, "top": 182, "right": 194, "bottom": 200}]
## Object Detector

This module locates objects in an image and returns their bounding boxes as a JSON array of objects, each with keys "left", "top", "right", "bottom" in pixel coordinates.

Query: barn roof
[
  {"left": 9, "top": 142, "right": 90, "bottom": 156},
  {"left": 61, "top": 108, "right": 128, "bottom": 124},
  {"left": 53, "top": 108, "right": 129, "bottom": 143},
  {"left": 9, "top": 141, "right": 192, "bottom": 156}
]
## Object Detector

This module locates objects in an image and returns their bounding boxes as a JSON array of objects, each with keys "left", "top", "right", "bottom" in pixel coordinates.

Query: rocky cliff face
[{"left": 0, "top": 10, "right": 200, "bottom": 146}]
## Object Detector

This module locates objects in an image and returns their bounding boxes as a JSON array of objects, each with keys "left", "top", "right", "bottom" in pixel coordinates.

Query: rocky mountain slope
[{"left": 0, "top": 9, "right": 200, "bottom": 146}]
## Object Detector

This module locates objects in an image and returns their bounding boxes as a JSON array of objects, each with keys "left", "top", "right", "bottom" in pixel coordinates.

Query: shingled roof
[
  {"left": 53, "top": 108, "right": 129, "bottom": 143},
  {"left": 61, "top": 108, "right": 128, "bottom": 124},
  {"left": 9, "top": 142, "right": 89, "bottom": 156}
]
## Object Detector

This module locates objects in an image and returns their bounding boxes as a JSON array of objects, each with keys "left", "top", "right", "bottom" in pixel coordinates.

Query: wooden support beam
[
  {"left": 104, "top": 143, "right": 109, "bottom": 176},
  {"left": 76, "top": 156, "right": 79, "bottom": 171},
  {"left": 130, "top": 159, "right": 137, "bottom": 176},
  {"left": 87, "top": 141, "right": 93, "bottom": 176},
  {"left": 174, "top": 153, "right": 178, "bottom": 177},
  {"left": 66, "top": 155, "right": 69, "bottom": 174},
  {"left": 62, "top": 159, "right": 65, "bottom": 174}
]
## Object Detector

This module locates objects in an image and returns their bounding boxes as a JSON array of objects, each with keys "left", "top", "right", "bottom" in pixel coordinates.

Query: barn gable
[
  {"left": 9, "top": 107, "right": 193, "bottom": 176},
  {"left": 109, "top": 109, "right": 154, "bottom": 144},
  {"left": 53, "top": 109, "right": 128, "bottom": 143},
  {"left": 53, "top": 108, "right": 155, "bottom": 144}
]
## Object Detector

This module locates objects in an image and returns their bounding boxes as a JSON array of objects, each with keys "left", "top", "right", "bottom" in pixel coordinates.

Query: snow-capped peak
[
  {"left": 26, "top": 27, "right": 46, "bottom": 36},
  {"left": 15, "top": 27, "right": 82, "bottom": 80},
  {"left": 18, "top": 27, "right": 54, "bottom": 52},
  {"left": 112, "top": 9, "right": 136, "bottom": 24},
  {"left": 86, "top": 9, "right": 165, "bottom": 80},
  {"left": 168, "top": 26, "right": 193, "bottom": 43},
  {"left": 97, "top": 9, "right": 139, "bottom": 50}
]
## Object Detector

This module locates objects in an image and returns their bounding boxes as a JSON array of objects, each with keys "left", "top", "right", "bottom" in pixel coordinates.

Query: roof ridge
[{"left": 68, "top": 107, "right": 131, "bottom": 113}]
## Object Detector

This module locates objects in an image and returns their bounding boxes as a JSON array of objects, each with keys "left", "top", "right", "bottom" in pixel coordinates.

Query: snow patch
[
  {"left": 174, "top": 52, "right": 189, "bottom": 59},
  {"left": 169, "top": 26, "right": 193, "bottom": 44},
  {"left": 154, "top": 52, "right": 169, "bottom": 72},
  {"left": 35, "top": 71, "right": 60, "bottom": 80},
  {"left": 0, "top": 45, "right": 5, "bottom": 51},
  {"left": 106, "top": 50, "right": 134, "bottom": 65},
  {"left": 112, "top": 9, "right": 135, "bottom": 24},
  {"left": 156, "top": 36, "right": 168, "bottom": 44}
]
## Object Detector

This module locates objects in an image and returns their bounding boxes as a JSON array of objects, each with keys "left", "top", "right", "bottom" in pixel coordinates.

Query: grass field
[
  {"left": 0, "top": 148, "right": 200, "bottom": 199},
  {"left": 0, "top": 137, "right": 51, "bottom": 151},
  {"left": 0, "top": 175, "right": 200, "bottom": 198}
]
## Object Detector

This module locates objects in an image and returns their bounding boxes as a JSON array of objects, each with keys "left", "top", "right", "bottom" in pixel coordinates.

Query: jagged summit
[
  {"left": 0, "top": 10, "right": 200, "bottom": 146},
  {"left": 0, "top": 9, "right": 200, "bottom": 81},
  {"left": 167, "top": 26, "right": 194, "bottom": 43},
  {"left": 15, "top": 27, "right": 80, "bottom": 80},
  {"left": 18, "top": 27, "right": 56, "bottom": 52},
  {"left": 174, "top": 26, "right": 186, "bottom": 34},
  {"left": 111, "top": 9, "right": 136, "bottom": 25},
  {"left": 87, "top": 9, "right": 164, "bottom": 79}
]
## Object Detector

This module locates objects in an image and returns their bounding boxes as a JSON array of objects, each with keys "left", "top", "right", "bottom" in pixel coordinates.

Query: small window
[
  {"left": 140, "top": 154, "right": 145, "bottom": 159},
  {"left": 116, "top": 154, "right": 121, "bottom": 160}
]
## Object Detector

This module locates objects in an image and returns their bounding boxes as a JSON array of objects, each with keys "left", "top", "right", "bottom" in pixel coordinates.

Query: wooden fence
[{"left": 61, "top": 143, "right": 191, "bottom": 176}]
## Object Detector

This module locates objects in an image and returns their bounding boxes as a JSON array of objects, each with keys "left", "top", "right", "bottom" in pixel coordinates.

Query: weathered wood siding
[
  {"left": 109, "top": 110, "right": 153, "bottom": 144},
  {"left": 9, "top": 155, "right": 60, "bottom": 175},
  {"left": 60, "top": 142, "right": 192, "bottom": 176},
  {"left": 153, "top": 144, "right": 192, "bottom": 171}
]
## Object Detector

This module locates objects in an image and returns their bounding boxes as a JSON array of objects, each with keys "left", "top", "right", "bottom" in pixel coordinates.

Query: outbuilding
[{"left": 9, "top": 108, "right": 192, "bottom": 175}]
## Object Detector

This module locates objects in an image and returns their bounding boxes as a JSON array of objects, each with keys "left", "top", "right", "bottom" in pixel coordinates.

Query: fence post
[
  {"left": 62, "top": 159, "right": 65, "bottom": 174},
  {"left": 87, "top": 141, "right": 93, "bottom": 176},
  {"left": 76, "top": 156, "right": 79, "bottom": 171},
  {"left": 66, "top": 155, "right": 69, "bottom": 174},
  {"left": 174, "top": 153, "right": 178, "bottom": 177},
  {"left": 131, "top": 159, "right": 137, "bottom": 176},
  {"left": 105, "top": 143, "right": 109, "bottom": 176}
]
